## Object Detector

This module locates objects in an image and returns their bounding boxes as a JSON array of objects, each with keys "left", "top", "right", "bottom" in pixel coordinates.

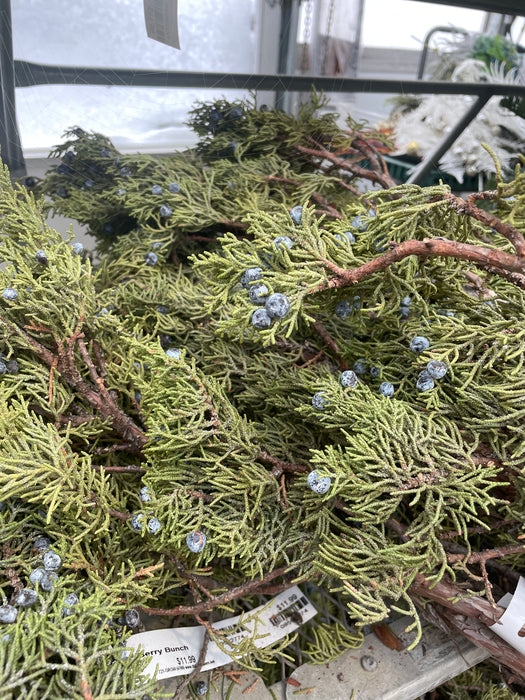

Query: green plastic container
[{"left": 381, "top": 155, "right": 482, "bottom": 191}]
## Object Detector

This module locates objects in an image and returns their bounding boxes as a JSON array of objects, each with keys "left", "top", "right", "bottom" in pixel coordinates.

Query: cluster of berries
[
  {"left": 129, "top": 486, "right": 163, "bottom": 534},
  {"left": 1, "top": 241, "right": 86, "bottom": 308},
  {"left": 416, "top": 360, "right": 448, "bottom": 392},
  {"left": 0, "top": 537, "right": 80, "bottom": 629},
  {"left": 130, "top": 489, "right": 208, "bottom": 545},
  {"left": 311, "top": 330, "right": 448, "bottom": 412},
  {"left": 207, "top": 105, "right": 244, "bottom": 135},
  {"left": 400, "top": 295, "right": 411, "bottom": 319},
  {"left": 131, "top": 484, "right": 207, "bottom": 553},
  {"left": 305, "top": 333, "right": 447, "bottom": 497},
  {"left": 312, "top": 361, "right": 395, "bottom": 411},
  {"left": 410, "top": 336, "right": 448, "bottom": 391},
  {"left": 0, "top": 351, "right": 18, "bottom": 376},
  {"left": 50, "top": 145, "right": 127, "bottom": 199},
  {"left": 130, "top": 513, "right": 162, "bottom": 536},
  {"left": 247, "top": 207, "right": 304, "bottom": 330}
]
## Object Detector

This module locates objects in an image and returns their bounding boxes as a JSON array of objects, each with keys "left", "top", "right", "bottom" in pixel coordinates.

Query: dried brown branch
[
  {"left": 296, "top": 140, "right": 396, "bottom": 190},
  {"left": 10, "top": 322, "right": 148, "bottom": 452},
  {"left": 442, "top": 541, "right": 521, "bottom": 591},
  {"left": 424, "top": 599, "right": 525, "bottom": 680},
  {"left": 435, "top": 192, "right": 525, "bottom": 257},
  {"left": 467, "top": 190, "right": 499, "bottom": 203},
  {"left": 298, "top": 349, "right": 325, "bottom": 368},
  {"left": 410, "top": 574, "right": 503, "bottom": 627},
  {"left": 257, "top": 450, "right": 309, "bottom": 477},
  {"left": 91, "top": 464, "right": 146, "bottom": 474},
  {"left": 138, "top": 564, "right": 292, "bottom": 617},
  {"left": 349, "top": 133, "right": 392, "bottom": 180},
  {"left": 108, "top": 507, "right": 132, "bottom": 522},
  {"left": 447, "top": 544, "right": 525, "bottom": 565},
  {"left": 309, "top": 238, "right": 525, "bottom": 293},
  {"left": 89, "top": 338, "right": 107, "bottom": 378},
  {"left": 312, "top": 319, "right": 349, "bottom": 370},
  {"left": 172, "top": 628, "right": 211, "bottom": 700},
  {"left": 411, "top": 577, "right": 525, "bottom": 677},
  {"left": 58, "top": 412, "right": 98, "bottom": 427},
  {"left": 168, "top": 555, "right": 216, "bottom": 600}
]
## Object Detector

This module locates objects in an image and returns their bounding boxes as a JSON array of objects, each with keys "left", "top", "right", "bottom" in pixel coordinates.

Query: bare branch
[
  {"left": 447, "top": 544, "right": 525, "bottom": 565},
  {"left": 312, "top": 320, "right": 349, "bottom": 370},
  {"left": 309, "top": 238, "right": 525, "bottom": 293},
  {"left": 296, "top": 141, "right": 396, "bottom": 190},
  {"left": 257, "top": 450, "right": 309, "bottom": 476},
  {"left": 436, "top": 192, "right": 525, "bottom": 257},
  {"left": 138, "top": 565, "right": 292, "bottom": 617}
]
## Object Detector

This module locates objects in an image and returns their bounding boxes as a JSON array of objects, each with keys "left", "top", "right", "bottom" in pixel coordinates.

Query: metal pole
[
  {"left": 14, "top": 63, "right": 525, "bottom": 97},
  {"left": 275, "top": 0, "right": 297, "bottom": 109},
  {"left": 417, "top": 26, "right": 469, "bottom": 80},
  {"left": 0, "top": 0, "right": 25, "bottom": 177},
  {"left": 350, "top": 0, "right": 365, "bottom": 76},
  {"left": 406, "top": 94, "right": 490, "bottom": 185}
]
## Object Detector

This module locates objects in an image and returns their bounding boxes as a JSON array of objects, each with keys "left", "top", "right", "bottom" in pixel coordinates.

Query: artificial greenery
[
  {"left": 469, "top": 33, "right": 521, "bottom": 74},
  {"left": 1, "top": 92, "right": 525, "bottom": 697}
]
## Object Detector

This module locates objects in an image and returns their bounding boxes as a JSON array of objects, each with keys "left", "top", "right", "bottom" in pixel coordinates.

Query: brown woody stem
[
  {"left": 447, "top": 544, "right": 525, "bottom": 565},
  {"left": 91, "top": 464, "right": 146, "bottom": 474},
  {"left": 309, "top": 238, "right": 525, "bottom": 293},
  {"left": 296, "top": 142, "right": 396, "bottom": 190},
  {"left": 172, "top": 629, "right": 211, "bottom": 700},
  {"left": 138, "top": 565, "right": 292, "bottom": 617},
  {"left": 11, "top": 323, "right": 148, "bottom": 452},
  {"left": 258, "top": 450, "right": 309, "bottom": 476},
  {"left": 312, "top": 320, "right": 349, "bottom": 370},
  {"left": 436, "top": 192, "right": 525, "bottom": 257},
  {"left": 435, "top": 605, "right": 525, "bottom": 680}
]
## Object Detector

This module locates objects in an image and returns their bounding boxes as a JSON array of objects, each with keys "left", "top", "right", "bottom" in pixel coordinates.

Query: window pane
[{"left": 13, "top": 0, "right": 256, "bottom": 152}]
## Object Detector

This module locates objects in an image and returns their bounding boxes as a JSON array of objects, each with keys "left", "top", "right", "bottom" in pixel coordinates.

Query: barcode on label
[
  {"left": 269, "top": 596, "right": 309, "bottom": 627},
  {"left": 218, "top": 622, "right": 248, "bottom": 635},
  {"left": 127, "top": 586, "right": 317, "bottom": 680}
]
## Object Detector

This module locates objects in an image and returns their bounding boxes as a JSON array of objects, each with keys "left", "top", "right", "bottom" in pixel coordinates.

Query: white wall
[{"left": 361, "top": 0, "right": 484, "bottom": 48}]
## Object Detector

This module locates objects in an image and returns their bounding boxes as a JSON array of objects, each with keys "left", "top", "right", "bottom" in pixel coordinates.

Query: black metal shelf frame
[
  {"left": 11, "top": 61, "right": 525, "bottom": 186},
  {"left": 3, "top": 0, "right": 525, "bottom": 185}
]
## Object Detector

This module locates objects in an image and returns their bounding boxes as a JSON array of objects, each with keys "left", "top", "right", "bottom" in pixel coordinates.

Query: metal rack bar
[
  {"left": 409, "top": 0, "right": 525, "bottom": 14},
  {"left": 0, "top": 0, "right": 25, "bottom": 176},
  {"left": 406, "top": 94, "right": 491, "bottom": 184},
  {"left": 14, "top": 61, "right": 525, "bottom": 97},
  {"left": 14, "top": 61, "right": 525, "bottom": 186},
  {"left": 417, "top": 25, "right": 470, "bottom": 80}
]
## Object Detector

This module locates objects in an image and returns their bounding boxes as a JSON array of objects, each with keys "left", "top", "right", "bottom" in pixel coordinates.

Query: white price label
[
  {"left": 490, "top": 576, "right": 525, "bottom": 654},
  {"left": 127, "top": 586, "right": 317, "bottom": 679},
  {"left": 143, "top": 0, "right": 180, "bottom": 50}
]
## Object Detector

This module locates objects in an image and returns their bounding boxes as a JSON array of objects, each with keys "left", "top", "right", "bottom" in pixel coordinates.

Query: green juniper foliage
[
  {"left": 1, "top": 93, "right": 525, "bottom": 696},
  {"left": 433, "top": 665, "right": 522, "bottom": 699}
]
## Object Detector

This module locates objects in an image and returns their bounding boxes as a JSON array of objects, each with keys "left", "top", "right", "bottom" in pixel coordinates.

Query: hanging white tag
[
  {"left": 127, "top": 586, "right": 317, "bottom": 679},
  {"left": 143, "top": 0, "right": 180, "bottom": 50},
  {"left": 490, "top": 576, "right": 525, "bottom": 654}
]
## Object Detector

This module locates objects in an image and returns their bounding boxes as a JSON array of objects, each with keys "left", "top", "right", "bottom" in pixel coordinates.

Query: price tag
[
  {"left": 127, "top": 586, "right": 317, "bottom": 679},
  {"left": 490, "top": 576, "right": 525, "bottom": 654},
  {"left": 143, "top": 0, "right": 180, "bottom": 50}
]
